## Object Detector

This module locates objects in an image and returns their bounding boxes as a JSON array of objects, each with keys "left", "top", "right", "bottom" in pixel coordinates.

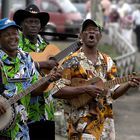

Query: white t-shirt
[{"left": 132, "top": 10, "right": 140, "bottom": 25}]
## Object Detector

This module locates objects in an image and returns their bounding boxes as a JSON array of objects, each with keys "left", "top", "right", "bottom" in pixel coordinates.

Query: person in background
[
  {"left": 109, "top": 5, "right": 120, "bottom": 23},
  {"left": 100, "top": 0, "right": 112, "bottom": 31},
  {"left": 13, "top": 4, "right": 58, "bottom": 72},
  {"left": 108, "top": 4, "right": 120, "bottom": 45},
  {"left": 0, "top": 18, "right": 61, "bottom": 140},
  {"left": 13, "top": 4, "right": 59, "bottom": 139},
  {"left": 132, "top": 5, "right": 140, "bottom": 51},
  {"left": 50, "top": 19, "right": 140, "bottom": 140},
  {"left": 118, "top": 0, "right": 132, "bottom": 19},
  {"left": 85, "top": 0, "right": 91, "bottom": 19},
  {"left": 120, "top": 10, "right": 133, "bottom": 44}
]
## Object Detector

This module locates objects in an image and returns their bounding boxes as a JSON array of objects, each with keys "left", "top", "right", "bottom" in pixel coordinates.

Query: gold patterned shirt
[{"left": 51, "top": 49, "right": 119, "bottom": 140}]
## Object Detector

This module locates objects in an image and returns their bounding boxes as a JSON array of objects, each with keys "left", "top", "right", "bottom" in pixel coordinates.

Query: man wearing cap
[
  {"left": 13, "top": 4, "right": 59, "bottom": 139},
  {"left": 50, "top": 19, "right": 140, "bottom": 140},
  {"left": 0, "top": 18, "right": 61, "bottom": 140}
]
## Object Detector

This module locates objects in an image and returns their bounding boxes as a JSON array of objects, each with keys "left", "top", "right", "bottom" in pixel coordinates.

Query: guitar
[
  {"left": 30, "top": 41, "right": 81, "bottom": 92},
  {"left": 0, "top": 70, "right": 60, "bottom": 132},
  {"left": 69, "top": 74, "right": 139, "bottom": 109},
  {"left": 30, "top": 41, "right": 81, "bottom": 72}
]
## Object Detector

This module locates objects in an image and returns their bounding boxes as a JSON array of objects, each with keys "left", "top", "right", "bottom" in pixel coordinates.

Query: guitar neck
[
  {"left": 54, "top": 41, "right": 80, "bottom": 62},
  {"left": 8, "top": 42, "right": 80, "bottom": 104},
  {"left": 8, "top": 76, "right": 50, "bottom": 105},
  {"left": 104, "top": 75, "right": 134, "bottom": 88}
]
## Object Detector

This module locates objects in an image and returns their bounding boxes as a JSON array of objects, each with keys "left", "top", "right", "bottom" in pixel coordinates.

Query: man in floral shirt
[
  {"left": 0, "top": 18, "right": 61, "bottom": 140},
  {"left": 13, "top": 4, "right": 59, "bottom": 139},
  {"left": 51, "top": 19, "right": 140, "bottom": 140}
]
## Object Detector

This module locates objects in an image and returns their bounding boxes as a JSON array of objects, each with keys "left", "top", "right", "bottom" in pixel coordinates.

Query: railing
[
  {"left": 96, "top": 3, "right": 137, "bottom": 77},
  {"left": 109, "top": 24, "right": 137, "bottom": 77}
]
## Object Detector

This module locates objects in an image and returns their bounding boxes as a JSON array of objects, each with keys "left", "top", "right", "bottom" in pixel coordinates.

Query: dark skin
[
  {"left": 53, "top": 23, "right": 140, "bottom": 100},
  {"left": 21, "top": 17, "right": 58, "bottom": 71},
  {"left": 0, "top": 27, "right": 61, "bottom": 115}
]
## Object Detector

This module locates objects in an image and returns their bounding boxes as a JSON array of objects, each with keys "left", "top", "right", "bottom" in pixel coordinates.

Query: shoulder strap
[
  {"left": 100, "top": 52, "right": 108, "bottom": 78},
  {"left": 101, "top": 52, "right": 108, "bottom": 65}
]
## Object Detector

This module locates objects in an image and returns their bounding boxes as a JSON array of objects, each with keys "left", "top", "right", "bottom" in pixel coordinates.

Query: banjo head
[{"left": 0, "top": 96, "right": 16, "bottom": 132}]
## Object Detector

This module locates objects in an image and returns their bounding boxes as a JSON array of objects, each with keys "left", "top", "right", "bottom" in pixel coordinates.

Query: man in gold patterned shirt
[{"left": 51, "top": 19, "right": 140, "bottom": 140}]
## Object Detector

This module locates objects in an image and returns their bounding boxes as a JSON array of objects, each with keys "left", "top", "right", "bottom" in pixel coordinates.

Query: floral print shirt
[
  {"left": 0, "top": 49, "right": 39, "bottom": 140},
  {"left": 19, "top": 32, "right": 47, "bottom": 53},
  {"left": 51, "top": 49, "right": 119, "bottom": 140},
  {"left": 19, "top": 33, "right": 55, "bottom": 121}
]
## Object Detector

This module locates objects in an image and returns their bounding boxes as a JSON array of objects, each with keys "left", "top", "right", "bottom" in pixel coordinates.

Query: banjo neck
[{"left": 7, "top": 75, "right": 51, "bottom": 106}]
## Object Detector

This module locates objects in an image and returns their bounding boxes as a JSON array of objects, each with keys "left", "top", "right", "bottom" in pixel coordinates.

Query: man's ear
[
  {"left": 78, "top": 32, "right": 83, "bottom": 44},
  {"left": 39, "top": 27, "right": 43, "bottom": 32},
  {"left": 20, "top": 22, "right": 24, "bottom": 31}
]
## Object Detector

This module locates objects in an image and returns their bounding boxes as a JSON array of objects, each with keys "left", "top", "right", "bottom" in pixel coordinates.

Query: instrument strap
[{"left": 100, "top": 52, "right": 108, "bottom": 78}]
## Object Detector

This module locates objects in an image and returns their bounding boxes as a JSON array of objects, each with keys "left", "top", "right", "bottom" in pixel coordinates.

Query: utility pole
[
  {"left": 1, "top": 0, "right": 10, "bottom": 18},
  {"left": 91, "top": 0, "right": 98, "bottom": 20}
]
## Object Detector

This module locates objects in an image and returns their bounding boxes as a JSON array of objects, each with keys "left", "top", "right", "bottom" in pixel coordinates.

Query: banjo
[{"left": 0, "top": 72, "right": 59, "bottom": 132}]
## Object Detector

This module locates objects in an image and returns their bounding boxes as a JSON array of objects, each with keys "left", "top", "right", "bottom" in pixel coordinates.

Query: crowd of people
[
  {"left": 85, "top": 0, "right": 140, "bottom": 51},
  {"left": 0, "top": 2, "right": 140, "bottom": 140},
  {"left": 106, "top": 1, "right": 140, "bottom": 51}
]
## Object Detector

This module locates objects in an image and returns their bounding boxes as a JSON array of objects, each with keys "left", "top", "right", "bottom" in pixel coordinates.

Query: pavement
[{"left": 114, "top": 88, "right": 140, "bottom": 140}]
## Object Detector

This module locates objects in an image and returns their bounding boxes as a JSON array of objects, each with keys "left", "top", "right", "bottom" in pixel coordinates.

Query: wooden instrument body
[
  {"left": 30, "top": 44, "right": 61, "bottom": 62},
  {"left": 30, "top": 42, "right": 80, "bottom": 92},
  {"left": 30, "top": 44, "right": 61, "bottom": 74},
  {"left": 69, "top": 77, "right": 105, "bottom": 109},
  {"left": 0, "top": 96, "right": 16, "bottom": 132}
]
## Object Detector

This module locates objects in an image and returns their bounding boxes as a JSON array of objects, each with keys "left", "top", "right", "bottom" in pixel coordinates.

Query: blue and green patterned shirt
[
  {"left": 0, "top": 48, "right": 39, "bottom": 140},
  {"left": 19, "top": 33, "right": 55, "bottom": 122}
]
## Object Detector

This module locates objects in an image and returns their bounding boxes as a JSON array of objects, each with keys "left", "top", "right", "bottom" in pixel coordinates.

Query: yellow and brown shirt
[{"left": 51, "top": 49, "right": 119, "bottom": 140}]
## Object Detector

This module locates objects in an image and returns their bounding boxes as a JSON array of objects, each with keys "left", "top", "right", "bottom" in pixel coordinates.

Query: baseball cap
[
  {"left": 81, "top": 19, "right": 103, "bottom": 32},
  {"left": 0, "top": 18, "right": 20, "bottom": 31}
]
